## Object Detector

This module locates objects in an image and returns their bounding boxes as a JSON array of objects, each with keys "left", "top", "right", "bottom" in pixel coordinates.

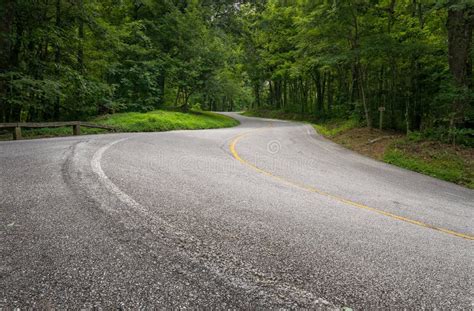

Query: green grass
[
  {"left": 95, "top": 110, "right": 239, "bottom": 132},
  {"left": 242, "top": 109, "right": 473, "bottom": 189},
  {"left": 313, "top": 118, "right": 359, "bottom": 138},
  {"left": 242, "top": 110, "right": 360, "bottom": 136},
  {"left": 384, "top": 140, "right": 473, "bottom": 189},
  {"left": 0, "top": 110, "right": 239, "bottom": 140},
  {"left": 0, "top": 126, "right": 107, "bottom": 140}
]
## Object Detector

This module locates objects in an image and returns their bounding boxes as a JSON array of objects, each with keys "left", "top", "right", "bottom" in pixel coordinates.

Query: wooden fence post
[
  {"left": 378, "top": 107, "right": 385, "bottom": 130},
  {"left": 0, "top": 121, "right": 115, "bottom": 140},
  {"left": 73, "top": 123, "right": 81, "bottom": 136},
  {"left": 13, "top": 126, "right": 22, "bottom": 140}
]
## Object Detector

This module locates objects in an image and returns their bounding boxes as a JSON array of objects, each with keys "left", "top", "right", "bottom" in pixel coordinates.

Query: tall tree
[{"left": 446, "top": 2, "right": 473, "bottom": 129}]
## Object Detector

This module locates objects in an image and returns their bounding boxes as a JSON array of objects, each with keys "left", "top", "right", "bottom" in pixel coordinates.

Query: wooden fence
[{"left": 0, "top": 122, "right": 117, "bottom": 140}]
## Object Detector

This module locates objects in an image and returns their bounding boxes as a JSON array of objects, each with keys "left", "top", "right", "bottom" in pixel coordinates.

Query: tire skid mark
[{"left": 89, "top": 137, "right": 337, "bottom": 309}]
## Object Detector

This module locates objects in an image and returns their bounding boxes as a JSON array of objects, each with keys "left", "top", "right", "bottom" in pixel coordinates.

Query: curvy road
[{"left": 1, "top": 113, "right": 473, "bottom": 309}]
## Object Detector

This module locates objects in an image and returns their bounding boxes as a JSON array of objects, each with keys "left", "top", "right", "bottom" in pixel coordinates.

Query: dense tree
[
  {"left": 241, "top": 0, "right": 473, "bottom": 144},
  {"left": 0, "top": 0, "right": 472, "bottom": 144},
  {"left": 0, "top": 0, "right": 251, "bottom": 122},
  {"left": 446, "top": 1, "right": 473, "bottom": 132}
]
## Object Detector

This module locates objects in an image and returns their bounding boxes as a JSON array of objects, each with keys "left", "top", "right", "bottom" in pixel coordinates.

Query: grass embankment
[
  {"left": 243, "top": 110, "right": 473, "bottom": 189},
  {"left": 96, "top": 110, "right": 238, "bottom": 132},
  {"left": 0, "top": 110, "right": 239, "bottom": 140}
]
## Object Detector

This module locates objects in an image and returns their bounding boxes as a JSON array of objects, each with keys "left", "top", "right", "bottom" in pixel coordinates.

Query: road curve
[{"left": 1, "top": 113, "right": 473, "bottom": 309}]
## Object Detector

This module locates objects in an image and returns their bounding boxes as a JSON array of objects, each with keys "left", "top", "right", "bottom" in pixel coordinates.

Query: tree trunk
[
  {"left": 8, "top": 11, "right": 23, "bottom": 121},
  {"left": 77, "top": 0, "right": 84, "bottom": 74},
  {"left": 327, "top": 71, "right": 333, "bottom": 112},
  {"left": 313, "top": 70, "right": 323, "bottom": 113},
  {"left": 0, "top": 0, "right": 14, "bottom": 122},
  {"left": 358, "top": 65, "right": 371, "bottom": 128},
  {"left": 181, "top": 90, "right": 190, "bottom": 112},
  {"left": 275, "top": 80, "right": 281, "bottom": 109},
  {"left": 54, "top": 0, "right": 61, "bottom": 120},
  {"left": 447, "top": 6, "right": 473, "bottom": 130},
  {"left": 175, "top": 86, "right": 181, "bottom": 107},
  {"left": 254, "top": 82, "right": 260, "bottom": 109},
  {"left": 321, "top": 71, "right": 327, "bottom": 112},
  {"left": 157, "top": 73, "right": 165, "bottom": 108},
  {"left": 268, "top": 80, "right": 274, "bottom": 108},
  {"left": 0, "top": 0, "right": 13, "bottom": 69},
  {"left": 447, "top": 7, "right": 473, "bottom": 88}
]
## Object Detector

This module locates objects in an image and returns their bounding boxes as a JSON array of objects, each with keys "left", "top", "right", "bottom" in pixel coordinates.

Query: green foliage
[
  {"left": 313, "top": 119, "right": 360, "bottom": 138},
  {"left": 0, "top": 110, "right": 239, "bottom": 140},
  {"left": 0, "top": 0, "right": 250, "bottom": 121},
  {"left": 95, "top": 110, "right": 239, "bottom": 132},
  {"left": 410, "top": 127, "right": 474, "bottom": 147},
  {"left": 384, "top": 141, "right": 473, "bottom": 189},
  {"left": 243, "top": 109, "right": 359, "bottom": 137},
  {"left": 0, "top": 0, "right": 472, "bottom": 149},
  {"left": 237, "top": 0, "right": 473, "bottom": 144},
  {"left": 242, "top": 109, "right": 318, "bottom": 122}
]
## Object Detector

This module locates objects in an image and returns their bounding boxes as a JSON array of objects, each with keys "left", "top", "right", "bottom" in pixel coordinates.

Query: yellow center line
[{"left": 229, "top": 127, "right": 474, "bottom": 241}]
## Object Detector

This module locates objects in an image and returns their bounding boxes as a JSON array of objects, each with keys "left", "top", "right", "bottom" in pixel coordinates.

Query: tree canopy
[{"left": 0, "top": 0, "right": 472, "bottom": 142}]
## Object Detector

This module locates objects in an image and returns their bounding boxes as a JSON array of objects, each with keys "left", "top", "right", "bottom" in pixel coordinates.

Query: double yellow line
[{"left": 229, "top": 128, "right": 474, "bottom": 241}]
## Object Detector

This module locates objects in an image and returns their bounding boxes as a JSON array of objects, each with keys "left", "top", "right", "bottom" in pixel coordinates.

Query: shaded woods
[
  {"left": 0, "top": 0, "right": 256, "bottom": 122},
  {"left": 242, "top": 1, "right": 473, "bottom": 145},
  {"left": 0, "top": 0, "right": 473, "bottom": 144}
]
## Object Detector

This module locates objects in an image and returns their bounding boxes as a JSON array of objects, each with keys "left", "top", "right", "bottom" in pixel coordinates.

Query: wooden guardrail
[{"left": 0, "top": 122, "right": 117, "bottom": 140}]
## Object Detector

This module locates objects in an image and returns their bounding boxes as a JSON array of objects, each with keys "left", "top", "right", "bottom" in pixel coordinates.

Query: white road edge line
[
  {"left": 90, "top": 137, "right": 337, "bottom": 308},
  {"left": 91, "top": 138, "right": 148, "bottom": 213},
  {"left": 304, "top": 124, "right": 332, "bottom": 152},
  {"left": 91, "top": 138, "right": 184, "bottom": 233}
]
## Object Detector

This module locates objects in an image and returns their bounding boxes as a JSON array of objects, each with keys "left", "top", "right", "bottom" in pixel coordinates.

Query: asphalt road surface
[{"left": 1, "top": 113, "right": 473, "bottom": 309}]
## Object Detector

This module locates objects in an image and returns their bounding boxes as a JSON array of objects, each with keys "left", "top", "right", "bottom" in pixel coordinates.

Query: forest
[{"left": 0, "top": 0, "right": 473, "bottom": 144}]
